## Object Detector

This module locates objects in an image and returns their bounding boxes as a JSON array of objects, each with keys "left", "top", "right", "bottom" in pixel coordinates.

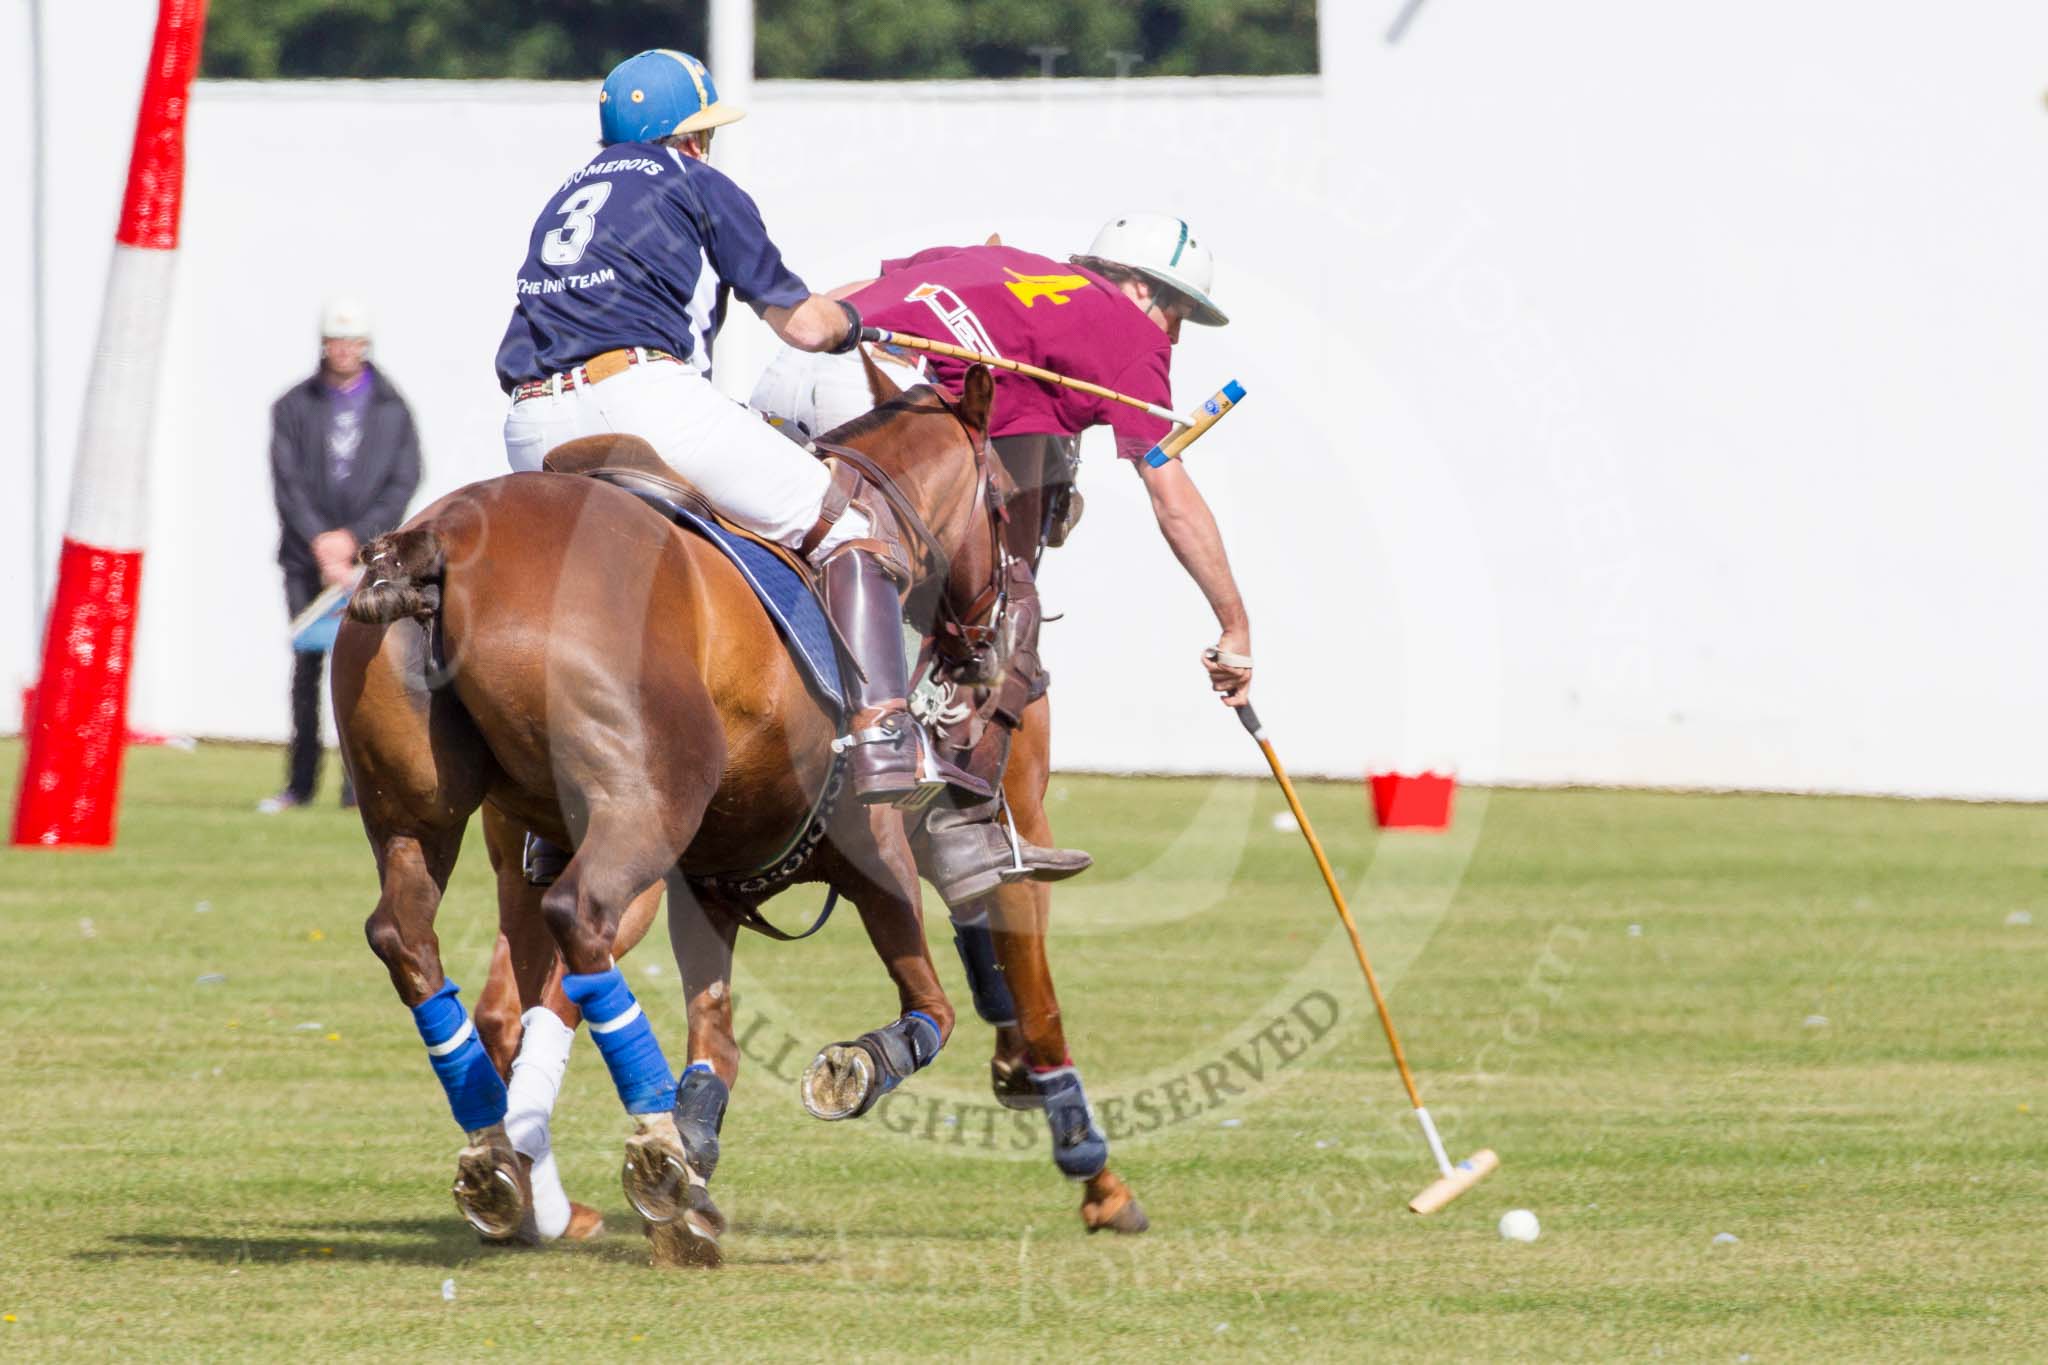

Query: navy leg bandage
[
  {"left": 563, "top": 967, "right": 677, "bottom": 1115},
  {"left": 951, "top": 910, "right": 1018, "bottom": 1027},
  {"left": 673, "top": 1062, "right": 730, "bottom": 1180},
  {"left": 410, "top": 981, "right": 507, "bottom": 1133},
  {"left": 858, "top": 1010, "right": 945, "bottom": 1103},
  {"left": 1029, "top": 1067, "right": 1109, "bottom": 1180}
]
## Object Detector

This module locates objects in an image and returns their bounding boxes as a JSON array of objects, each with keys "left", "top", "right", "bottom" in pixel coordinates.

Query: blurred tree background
[{"left": 201, "top": 0, "right": 1316, "bottom": 81}]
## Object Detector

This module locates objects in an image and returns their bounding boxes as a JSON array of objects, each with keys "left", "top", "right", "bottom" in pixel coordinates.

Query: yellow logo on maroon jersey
[{"left": 1003, "top": 269, "right": 1093, "bottom": 308}]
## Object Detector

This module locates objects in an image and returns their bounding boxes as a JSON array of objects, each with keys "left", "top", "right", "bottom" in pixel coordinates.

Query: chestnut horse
[
  {"left": 463, "top": 407, "right": 1149, "bottom": 1246},
  {"left": 335, "top": 367, "right": 1035, "bottom": 1266}
]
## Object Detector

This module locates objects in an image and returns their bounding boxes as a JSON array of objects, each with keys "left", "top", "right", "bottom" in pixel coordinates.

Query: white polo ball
[{"left": 1498, "top": 1208, "right": 1541, "bottom": 1242}]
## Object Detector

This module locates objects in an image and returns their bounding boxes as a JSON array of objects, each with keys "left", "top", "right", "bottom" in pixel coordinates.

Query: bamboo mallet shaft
[
  {"left": 1233, "top": 704, "right": 1497, "bottom": 1213},
  {"left": 862, "top": 327, "right": 1185, "bottom": 424},
  {"left": 1238, "top": 704, "right": 1426, "bottom": 1109}
]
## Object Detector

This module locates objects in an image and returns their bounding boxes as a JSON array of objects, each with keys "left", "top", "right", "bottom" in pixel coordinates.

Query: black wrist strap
[{"left": 831, "top": 300, "right": 863, "bottom": 354}]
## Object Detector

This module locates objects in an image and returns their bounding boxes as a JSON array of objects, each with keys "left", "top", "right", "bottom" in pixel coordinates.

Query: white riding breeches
[
  {"left": 504, "top": 361, "right": 846, "bottom": 550},
  {"left": 749, "top": 345, "right": 927, "bottom": 444}
]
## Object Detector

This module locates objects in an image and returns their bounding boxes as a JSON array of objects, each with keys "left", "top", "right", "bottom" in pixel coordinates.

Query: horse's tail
[{"left": 347, "top": 525, "right": 445, "bottom": 625}]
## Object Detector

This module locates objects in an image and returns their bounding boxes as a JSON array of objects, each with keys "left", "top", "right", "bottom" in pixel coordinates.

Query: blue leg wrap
[
  {"left": 951, "top": 911, "right": 1019, "bottom": 1026},
  {"left": 1030, "top": 1067, "right": 1108, "bottom": 1180},
  {"left": 673, "top": 1062, "right": 730, "bottom": 1180},
  {"left": 904, "top": 1011, "right": 944, "bottom": 1070},
  {"left": 563, "top": 967, "right": 677, "bottom": 1115},
  {"left": 857, "top": 1011, "right": 945, "bottom": 1102},
  {"left": 410, "top": 981, "right": 507, "bottom": 1133}
]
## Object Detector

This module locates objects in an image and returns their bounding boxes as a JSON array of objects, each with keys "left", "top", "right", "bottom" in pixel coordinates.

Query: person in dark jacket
[{"left": 259, "top": 297, "right": 422, "bottom": 812}]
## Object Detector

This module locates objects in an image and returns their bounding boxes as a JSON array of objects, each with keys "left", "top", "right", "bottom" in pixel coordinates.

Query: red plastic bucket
[{"left": 1368, "top": 772, "right": 1454, "bottom": 829}]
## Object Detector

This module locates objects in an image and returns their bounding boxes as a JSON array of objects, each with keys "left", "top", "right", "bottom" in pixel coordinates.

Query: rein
[
  {"left": 811, "top": 388, "right": 1011, "bottom": 664},
  {"left": 811, "top": 440, "right": 951, "bottom": 587}
]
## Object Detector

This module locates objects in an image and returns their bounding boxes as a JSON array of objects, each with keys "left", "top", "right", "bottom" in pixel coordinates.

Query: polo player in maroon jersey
[
  {"left": 751, "top": 214, "right": 1255, "bottom": 1192},
  {"left": 754, "top": 213, "right": 1254, "bottom": 711}
]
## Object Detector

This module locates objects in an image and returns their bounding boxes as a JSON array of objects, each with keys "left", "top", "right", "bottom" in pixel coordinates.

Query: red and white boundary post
[{"left": 12, "top": 0, "right": 207, "bottom": 848}]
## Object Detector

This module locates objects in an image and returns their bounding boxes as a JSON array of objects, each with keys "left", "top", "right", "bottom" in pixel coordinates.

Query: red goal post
[{"left": 12, "top": 0, "right": 207, "bottom": 847}]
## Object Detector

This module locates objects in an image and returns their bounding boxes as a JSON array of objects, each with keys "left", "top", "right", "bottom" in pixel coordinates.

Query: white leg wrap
[{"left": 506, "top": 1006, "right": 575, "bottom": 1241}]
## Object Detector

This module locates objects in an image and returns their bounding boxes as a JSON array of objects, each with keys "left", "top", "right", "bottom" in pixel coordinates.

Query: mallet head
[{"left": 1408, "top": 1148, "right": 1499, "bottom": 1215}]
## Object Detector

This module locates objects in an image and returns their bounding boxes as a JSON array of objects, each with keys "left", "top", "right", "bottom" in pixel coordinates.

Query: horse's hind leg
[
  {"left": 642, "top": 877, "right": 744, "bottom": 1269},
  {"left": 802, "top": 807, "right": 957, "bottom": 1121},
  {"left": 538, "top": 807, "right": 701, "bottom": 1231},
  {"left": 361, "top": 822, "right": 533, "bottom": 1240},
  {"left": 344, "top": 625, "right": 529, "bottom": 1240}
]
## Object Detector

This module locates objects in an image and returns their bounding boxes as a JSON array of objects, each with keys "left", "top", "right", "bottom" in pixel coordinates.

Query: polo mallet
[{"left": 1232, "top": 704, "right": 1499, "bottom": 1213}]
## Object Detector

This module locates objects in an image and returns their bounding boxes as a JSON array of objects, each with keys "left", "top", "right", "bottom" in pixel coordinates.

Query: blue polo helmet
[{"left": 598, "top": 50, "right": 746, "bottom": 146}]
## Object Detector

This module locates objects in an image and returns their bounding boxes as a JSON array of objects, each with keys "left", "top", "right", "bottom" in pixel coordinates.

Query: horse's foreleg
[
  {"left": 803, "top": 807, "right": 956, "bottom": 1121},
  {"left": 471, "top": 807, "right": 607, "bottom": 1243},
  {"left": 484, "top": 807, "right": 672, "bottom": 1245},
  {"left": 983, "top": 697, "right": 1149, "bottom": 1234}
]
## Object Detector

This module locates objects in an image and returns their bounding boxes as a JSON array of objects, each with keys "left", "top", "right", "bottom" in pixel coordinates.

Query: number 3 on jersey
[{"left": 542, "top": 181, "right": 613, "bottom": 267}]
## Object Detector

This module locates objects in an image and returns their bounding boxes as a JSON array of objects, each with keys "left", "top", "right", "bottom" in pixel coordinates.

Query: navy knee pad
[
  {"left": 1029, "top": 1067, "right": 1108, "bottom": 1180},
  {"left": 672, "top": 1062, "right": 730, "bottom": 1180},
  {"left": 951, "top": 910, "right": 1019, "bottom": 1027}
]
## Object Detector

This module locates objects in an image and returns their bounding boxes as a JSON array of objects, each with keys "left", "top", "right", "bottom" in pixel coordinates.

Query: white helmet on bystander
[{"left": 320, "top": 296, "right": 374, "bottom": 341}]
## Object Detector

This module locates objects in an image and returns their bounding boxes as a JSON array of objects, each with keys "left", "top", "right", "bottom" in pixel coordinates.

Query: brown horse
[
  {"left": 334, "top": 366, "right": 1023, "bottom": 1266},
  {"left": 465, "top": 419, "right": 1151, "bottom": 1241}
]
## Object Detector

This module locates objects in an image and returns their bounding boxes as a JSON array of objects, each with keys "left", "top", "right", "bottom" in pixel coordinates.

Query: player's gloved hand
[{"left": 829, "top": 300, "right": 864, "bottom": 354}]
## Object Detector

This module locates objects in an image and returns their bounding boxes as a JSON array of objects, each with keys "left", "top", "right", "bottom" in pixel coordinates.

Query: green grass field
[{"left": 2, "top": 740, "right": 2043, "bottom": 1360}]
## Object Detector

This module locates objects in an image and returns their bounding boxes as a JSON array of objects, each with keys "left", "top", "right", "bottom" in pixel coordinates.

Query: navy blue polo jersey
[{"left": 494, "top": 142, "right": 810, "bottom": 392}]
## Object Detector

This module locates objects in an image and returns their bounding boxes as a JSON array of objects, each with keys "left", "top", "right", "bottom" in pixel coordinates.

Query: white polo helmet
[
  {"left": 320, "top": 296, "right": 373, "bottom": 340},
  {"left": 1074, "top": 212, "right": 1228, "bottom": 327}
]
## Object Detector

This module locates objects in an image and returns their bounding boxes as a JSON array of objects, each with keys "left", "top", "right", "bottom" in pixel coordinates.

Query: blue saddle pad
[{"left": 629, "top": 492, "right": 846, "bottom": 716}]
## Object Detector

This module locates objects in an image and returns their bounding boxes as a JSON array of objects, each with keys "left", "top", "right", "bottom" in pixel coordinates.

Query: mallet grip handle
[{"left": 1146, "top": 380, "right": 1247, "bottom": 467}]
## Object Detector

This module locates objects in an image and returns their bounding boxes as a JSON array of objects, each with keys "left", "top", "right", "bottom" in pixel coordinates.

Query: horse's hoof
[
  {"left": 645, "top": 1182, "right": 725, "bottom": 1268},
  {"left": 646, "top": 1210, "right": 722, "bottom": 1269},
  {"left": 989, "top": 1054, "right": 1042, "bottom": 1112},
  {"left": 452, "top": 1129, "right": 528, "bottom": 1241},
  {"left": 1082, "top": 1181, "right": 1150, "bottom": 1236},
  {"left": 802, "top": 1041, "right": 879, "bottom": 1121},
  {"left": 563, "top": 1201, "right": 606, "bottom": 1242},
  {"left": 622, "top": 1115, "right": 689, "bottom": 1225}
]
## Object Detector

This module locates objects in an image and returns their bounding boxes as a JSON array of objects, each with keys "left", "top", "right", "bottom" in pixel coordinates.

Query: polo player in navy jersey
[{"left": 496, "top": 49, "right": 980, "bottom": 815}]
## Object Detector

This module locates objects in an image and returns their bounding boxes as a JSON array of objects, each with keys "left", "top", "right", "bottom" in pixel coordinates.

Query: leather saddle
[
  {"left": 542, "top": 435, "right": 818, "bottom": 590},
  {"left": 542, "top": 435, "right": 848, "bottom": 717}
]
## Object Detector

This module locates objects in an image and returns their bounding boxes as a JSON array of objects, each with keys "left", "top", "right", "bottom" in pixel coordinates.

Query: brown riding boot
[
  {"left": 821, "top": 550, "right": 990, "bottom": 809},
  {"left": 923, "top": 801, "right": 1092, "bottom": 904}
]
